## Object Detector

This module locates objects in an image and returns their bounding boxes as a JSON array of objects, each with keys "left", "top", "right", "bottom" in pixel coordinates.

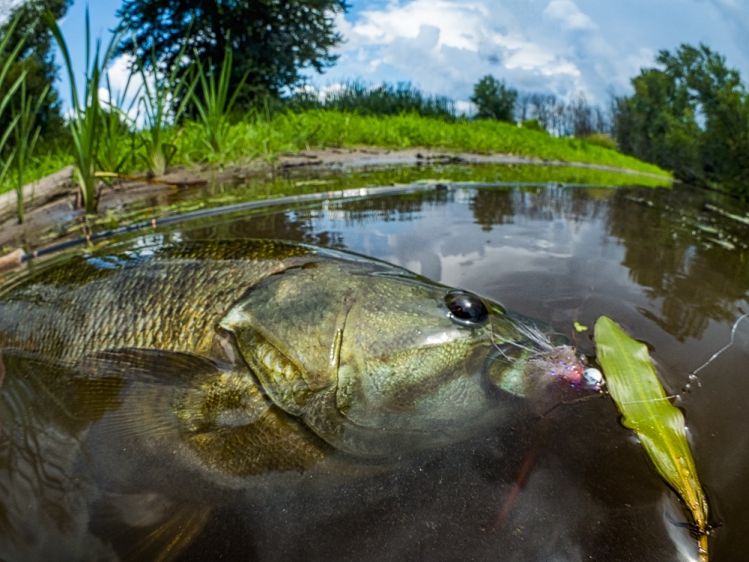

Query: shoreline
[{"left": 0, "top": 147, "right": 672, "bottom": 266}]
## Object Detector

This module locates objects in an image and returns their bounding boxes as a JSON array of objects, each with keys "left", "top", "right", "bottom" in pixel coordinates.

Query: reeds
[
  {"left": 46, "top": 10, "right": 119, "bottom": 213},
  {"left": 96, "top": 71, "right": 140, "bottom": 177},
  {"left": 8, "top": 80, "right": 49, "bottom": 223},
  {"left": 0, "top": 15, "right": 25, "bottom": 193},
  {"left": 190, "top": 47, "right": 247, "bottom": 156},
  {"left": 136, "top": 43, "right": 194, "bottom": 176}
]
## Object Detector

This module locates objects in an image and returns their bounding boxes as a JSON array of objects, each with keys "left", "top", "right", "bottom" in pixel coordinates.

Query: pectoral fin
[
  {"left": 78, "top": 348, "right": 223, "bottom": 385},
  {"left": 77, "top": 347, "right": 330, "bottom": 477}
]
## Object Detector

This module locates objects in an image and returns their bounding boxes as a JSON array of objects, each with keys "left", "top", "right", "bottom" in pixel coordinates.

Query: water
[{"left": 1, "top": 175, "right": 748, "bottom": 561}]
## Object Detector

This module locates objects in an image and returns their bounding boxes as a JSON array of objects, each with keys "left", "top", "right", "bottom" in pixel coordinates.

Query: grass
[
  {"left": 136, "top": 42, "right": 194, "bottom": 177},
  {"left": 8, "top": 79, "right": 48, "bottom": 222},
  {"left": 174, "top": 110, "right": 670, "bottom": 177},
  {"left": 0, "top": 109, "right": 671, "bottom": 201},
  {"left": 47, "top": 10, "right": 119, "bottom": 213},
  {"left": 0, "top": 15, "right": 25, "bottom": 191},
  {"left": 0, "top": 109, "right": 671, "bottom": 200},
  {"left": 190, "top": 47, "right": 247, "bottom": 156}
]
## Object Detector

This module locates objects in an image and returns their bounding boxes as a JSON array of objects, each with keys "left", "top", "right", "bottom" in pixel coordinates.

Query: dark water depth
[{"left": 1, "top": 180, "right": 747, "bottom": 561}]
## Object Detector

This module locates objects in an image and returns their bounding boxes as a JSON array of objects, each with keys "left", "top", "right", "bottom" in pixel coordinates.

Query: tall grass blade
[
  {"left": 0, "top": 14, "right": 25, "bottom": 163},
  {"left": 9, "top": 78, "right": 49, "bottom": 223},
  {"left": 45, "top": 9, "right": 120, "bottom": 213},
  {"left": 97, "top": 68, "right": 141, "bottom": 176},
  {"left": 190, "top": 47, "right": 248, "bottom": 156},
  {"left": 136, "top": 39, "right": 195, "bottom": 176},
  {"left": 594, "top": 316, "right": 709, "bottom": 561}
]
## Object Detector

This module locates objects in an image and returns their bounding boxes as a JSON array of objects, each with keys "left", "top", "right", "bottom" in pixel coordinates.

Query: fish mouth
[{"left": 483, "top": 317, "right": 603, "bottom": 400}]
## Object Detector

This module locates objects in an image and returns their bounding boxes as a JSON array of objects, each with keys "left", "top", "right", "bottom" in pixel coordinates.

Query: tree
[
  {"left": 613, "top": 43, "right": 749, "bottom": 192},
  {"left": 116, "top": 0, "right": 349, "bottom": 108},
  {"left": 470, "top": 75, "right": 517, "bottom": 122},
  {"left": 0, "top": 0, "right": 71, "bottom": 146}
]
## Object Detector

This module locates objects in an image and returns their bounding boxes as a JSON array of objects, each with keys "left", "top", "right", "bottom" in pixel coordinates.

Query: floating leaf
[{"left": 594, "top": 316, "right": 709, "bottom": 561}]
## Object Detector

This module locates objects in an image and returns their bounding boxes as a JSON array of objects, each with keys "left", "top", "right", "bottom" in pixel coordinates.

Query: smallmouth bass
[{"left": 0, "top": 237, "right": 596, "bottom": 559}]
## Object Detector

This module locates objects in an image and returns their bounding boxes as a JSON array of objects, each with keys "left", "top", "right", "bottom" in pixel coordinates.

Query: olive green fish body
[
  {"left": 0, "top": 240, "right": 316, "bottom": 360},
  {"left": 0, "top": 238, "right": 590, "bottom": 483}
]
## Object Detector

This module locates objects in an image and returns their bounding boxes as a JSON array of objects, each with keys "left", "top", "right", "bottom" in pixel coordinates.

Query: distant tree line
[
  {"left": 611, "top": 44, "right": 749, "bottom": 194},
  {"left": 287, "top": 80, "right": 456, "bottom": 120},
  {"left": 469, "top": 75, "right": 614, "bottom": 144}
]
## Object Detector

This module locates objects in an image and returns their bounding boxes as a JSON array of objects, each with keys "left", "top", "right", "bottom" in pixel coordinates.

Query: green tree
[
  {"left": 115, "top": 0, "right": 348, "bottom": 108},
  {"left": 470, "top": 75, "right": 517, "bottom": 122},
  {"left": 613, "top": 43, "right": 749, "bottom": 193},
  {"left": 0, "top": 0, "right": 71, "bottom": 146}
]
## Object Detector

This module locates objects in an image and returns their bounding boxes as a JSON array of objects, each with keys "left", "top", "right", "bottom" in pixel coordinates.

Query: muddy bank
[{"left": 0, "top": 147, "right": 669, "bottom": 260}]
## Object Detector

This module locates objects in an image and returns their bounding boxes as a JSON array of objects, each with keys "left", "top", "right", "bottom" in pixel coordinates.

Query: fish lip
[{"left": 480, "top": 345, "right": 514, "bottom": 400}]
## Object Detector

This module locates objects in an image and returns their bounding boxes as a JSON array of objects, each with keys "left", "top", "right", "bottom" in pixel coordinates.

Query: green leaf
[
  {"left": 594, "top": 316, "right": 709, "bottom": 561},
  {"left": 573, "top": 321, "right": 588, "bottom": 333}
]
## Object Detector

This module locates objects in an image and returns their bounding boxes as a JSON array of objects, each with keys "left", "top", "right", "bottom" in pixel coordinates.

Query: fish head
[{"left": 221, "top": 253, "right": 597, "bottom": 457}]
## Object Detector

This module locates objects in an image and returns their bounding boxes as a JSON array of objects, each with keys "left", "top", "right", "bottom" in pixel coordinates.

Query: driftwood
[{"left": 0, "top": 165, "right": 75, "bottom": 222}]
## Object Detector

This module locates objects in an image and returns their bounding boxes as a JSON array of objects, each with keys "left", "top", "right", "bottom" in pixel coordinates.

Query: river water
[{"left": 1, "top": 173, "right": 747, "bottom": 561}]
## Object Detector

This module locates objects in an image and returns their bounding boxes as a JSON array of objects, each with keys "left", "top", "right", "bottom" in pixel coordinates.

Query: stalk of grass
[
  {"left": 0, "top": 15, "right": 24, "bottom": 119},
  {"left": 9, "top": 79, "right": 49, "bottom": 223},
  {"left": 136, "top": 42, "right": 195, "bottom": 176},
  {"left": 97, "top": 70, "right": 140, "bottom": 176},
  {"left": 190, "top": 47, "right": 247, "bottom": 156},
  {"left": 46, "top": 10, "right": 120, "bottom": 213},
  {"left": 0, "top": 15, "right": 26, "bottom": 188}
]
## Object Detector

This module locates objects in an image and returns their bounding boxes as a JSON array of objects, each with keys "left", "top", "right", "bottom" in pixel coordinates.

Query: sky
[{"left": 10, "top": 0, "right": 749, "bottom": 112}]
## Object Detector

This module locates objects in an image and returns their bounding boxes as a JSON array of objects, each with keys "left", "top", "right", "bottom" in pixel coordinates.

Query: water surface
[{"left": 1, "top": 177, "right": 747, "bottom": 561}]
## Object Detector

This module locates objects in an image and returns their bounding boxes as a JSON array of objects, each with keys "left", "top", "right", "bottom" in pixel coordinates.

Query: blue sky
[{"left": 30, "top": 0, "right": 749, "bottom": 111}]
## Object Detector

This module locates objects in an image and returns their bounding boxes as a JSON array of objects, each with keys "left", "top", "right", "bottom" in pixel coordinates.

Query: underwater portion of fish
[{"left": 0, "top": 237, "right": 594, "bottom": 560}]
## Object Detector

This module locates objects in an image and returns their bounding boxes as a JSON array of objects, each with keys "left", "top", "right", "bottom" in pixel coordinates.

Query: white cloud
[
  {"left": 307, "top": 0, "right": 749, "bottom": 108},
  {"left": 106, "top": 54, "right": 140, "bottom": 94},
  {"left": 543, "top": 0, "right": 596, "bottom": 30},
  {"left": 319, "top": 0, "right": 588, "bottom": 103},
  {"left": 349, "top": 0, "right": 489, "bottom": 52},
  {"left": 98, "top": 54, "right": 145, "bottom": 125}
]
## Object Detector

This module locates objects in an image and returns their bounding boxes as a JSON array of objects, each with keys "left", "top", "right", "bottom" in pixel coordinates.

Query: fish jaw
[{"left": 486, "top": 344, "right": 603, "bottom": 414}]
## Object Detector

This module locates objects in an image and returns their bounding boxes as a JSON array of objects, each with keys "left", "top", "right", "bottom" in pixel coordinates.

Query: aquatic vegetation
[
  {"left": 0, "top": 15, "right": 25, "bottom": 192},
  {"left": 96, "top": 71, "right": 140, "bottom": 177},
  {"left": 8, "top": 80, "right": 49, "bottom": 223},
  {"left": 136, "top": 41, "right": 195, "bottom": 177},
  {"left": 47, "top": 10, "right": 119, "bottom": 213},
  {"left": 190, "top": 47, "right": 248, "bottom": 156},
  {"left": 594, "top": 316, "right": 709, "bottom": 561}
]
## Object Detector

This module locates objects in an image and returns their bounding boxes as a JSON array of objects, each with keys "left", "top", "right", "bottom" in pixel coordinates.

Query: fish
[{"left": 0, "top": 237, "right": 597, "bottom": 560}]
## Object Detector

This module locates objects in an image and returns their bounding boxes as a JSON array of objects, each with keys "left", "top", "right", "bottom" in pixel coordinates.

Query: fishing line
[{"left": 682, "top": 312, "right": 749, "bottom": 393}]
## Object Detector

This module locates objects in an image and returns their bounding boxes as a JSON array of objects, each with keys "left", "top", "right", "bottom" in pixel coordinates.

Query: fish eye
[{"left": 445, "top": 291, "right": 489, "bottom": 327}]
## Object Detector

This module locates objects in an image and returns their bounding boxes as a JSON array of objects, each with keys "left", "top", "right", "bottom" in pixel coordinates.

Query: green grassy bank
[
  {"left": 174, "top": 110, "right": 670, "bottom": 176},
  {"left": 2, "top": 109, "right": 671, "bottom": 199}
]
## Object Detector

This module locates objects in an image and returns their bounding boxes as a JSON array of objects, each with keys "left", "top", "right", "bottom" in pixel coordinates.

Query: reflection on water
[{"left": 1, "top": 179, "right": 748, "bottom": 561}]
